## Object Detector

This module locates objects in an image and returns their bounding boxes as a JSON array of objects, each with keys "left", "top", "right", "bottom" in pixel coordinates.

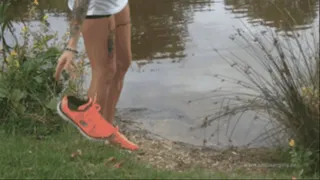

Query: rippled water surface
[{"left": 6, "top": 0, "right": 320, "bottom": 147}]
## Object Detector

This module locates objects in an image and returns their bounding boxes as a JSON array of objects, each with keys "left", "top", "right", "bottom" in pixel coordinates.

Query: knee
[
  {"left": 93, "top": 63, "right": 117, "bottom": 83},
  {"left": 117, "top": 53, "right": 132, "bottom": 72}
]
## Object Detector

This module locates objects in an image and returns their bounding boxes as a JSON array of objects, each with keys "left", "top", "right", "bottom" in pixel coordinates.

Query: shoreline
[{"left": 116, "top": 115, "right": 291, "bottom": 175}]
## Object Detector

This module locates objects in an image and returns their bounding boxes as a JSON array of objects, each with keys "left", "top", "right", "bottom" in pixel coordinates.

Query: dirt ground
[{"left": 115, "top": 116, "right": 290, "bottom": 175}]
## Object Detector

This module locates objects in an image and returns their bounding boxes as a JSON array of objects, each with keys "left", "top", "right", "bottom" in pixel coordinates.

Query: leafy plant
[
  {"left": 0, "top": 46, "right": 64, "bottom": 135},
  {"left": 0, "top": 0, "right": 71, "bottom": 136},
  {"left": 289, "top": 139, "right": 316, "bottom": 178},
  {"left": 0, "top": 0, "right": 88, "bottom": 136}
]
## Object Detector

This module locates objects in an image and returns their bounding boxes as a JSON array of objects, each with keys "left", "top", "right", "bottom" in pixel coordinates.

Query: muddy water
[{"left": 6, "top": 0, "right": 319, "bottom": 148}]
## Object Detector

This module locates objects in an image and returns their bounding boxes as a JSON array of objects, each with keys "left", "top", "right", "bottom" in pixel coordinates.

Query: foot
[
  {"left": 57, "top": 96, "right": 118, "bottom": 140},
  {"left": 107, "top": 128, "right": 139, "bottom": 151}
]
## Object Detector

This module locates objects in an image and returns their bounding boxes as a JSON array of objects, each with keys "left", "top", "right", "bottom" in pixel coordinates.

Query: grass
[
  {"left": 0, "top": 125, "right": 215, "bottom": 179},
  {"left": 0, "top": 125, "right": 311, "bottom": 179}
]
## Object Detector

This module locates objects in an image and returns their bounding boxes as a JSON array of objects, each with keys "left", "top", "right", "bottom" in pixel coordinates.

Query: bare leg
[
  {"left": 82, "top": 17, "right": 116, "bottom": 117},
  {"left": 81, "top": 15, "right": 138, "bottom": 151},
  {"left": 103, "top": 5, "right": 132, "bottom": 123}
]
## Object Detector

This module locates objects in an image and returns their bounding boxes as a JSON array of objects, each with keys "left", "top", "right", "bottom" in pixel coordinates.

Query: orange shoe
[
  {"left": 108, "top": 129, "right": 139, "bottom": 151},
  {"left": 57, "top": 96, "right": 118, "bottom": 140}
]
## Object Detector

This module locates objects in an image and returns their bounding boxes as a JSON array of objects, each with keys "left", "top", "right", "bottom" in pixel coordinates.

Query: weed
[
  {"left": 192, "top": 0, "right": 319, "bottom": 175},
  {"left": 0, "top": 0, "right": 86, "bottom": 136}
]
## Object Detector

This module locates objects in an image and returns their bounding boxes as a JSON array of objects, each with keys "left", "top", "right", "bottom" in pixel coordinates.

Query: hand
[{"left": 54, "top": 50, "right": 77, "bottom": 81}]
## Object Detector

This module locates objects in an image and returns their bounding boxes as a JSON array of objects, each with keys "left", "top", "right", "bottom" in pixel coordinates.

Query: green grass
[
  {"left": 0, "top": 125, "right": 215, "bottom": 179},
  {"left": 0, "top": 125, "right": 314, "bottom": 179},
  {"left": 1, "top": 124, "right": 319, "bottom": 179}
]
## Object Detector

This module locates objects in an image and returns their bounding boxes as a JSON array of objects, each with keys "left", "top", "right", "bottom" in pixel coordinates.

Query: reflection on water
[
  {"left": 129, "top": 0, "right": 214, "bottom": 61},
  {"left": 224, "top": 0, "right": 319, "bottom": 31},
  {"left": 5, "top": 0, "right": 68, "bottom": 21},
  {"left": 6, "top": 0, "right": 319, "bottom": 61},
  {"left": 6, "top": 0, "right": 215, "bottom": 61}
]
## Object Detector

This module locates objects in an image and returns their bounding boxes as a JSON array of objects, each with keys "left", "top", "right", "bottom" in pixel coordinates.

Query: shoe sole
[{"left": 56, "top": 101, "right": 105, "bottom": 142}]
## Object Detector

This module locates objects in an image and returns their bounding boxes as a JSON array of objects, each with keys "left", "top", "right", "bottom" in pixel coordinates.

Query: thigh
[
  {"left": 114, "top": 5, "right": 132, "bottom": 66},
  {"left": 82, "top": 17, "right": 116, "bottom": 70}
]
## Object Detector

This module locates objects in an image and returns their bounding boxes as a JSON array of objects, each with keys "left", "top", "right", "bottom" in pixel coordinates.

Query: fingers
[
  {"left": 54, "top": 52, "right": 80, "bottom": 81},
  {"left": 54, "top": 58, "right": 66, "bottom": 81},
  {"left": 65, "top": 61, "right": 78, "bottom": 80}
]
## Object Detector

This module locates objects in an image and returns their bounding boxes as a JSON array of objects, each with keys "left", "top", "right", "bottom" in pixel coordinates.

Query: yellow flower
[
  {"left": 289, "top": 139, "right": 295, "bottom": 147},
  {"left": 10, "top": 50, "right": 17, "bottom": 56},
  {"left": 5, "top": 55, "right": 19, "bottom": 68},
  {"left": 14, "top": 59, "right": 20, "bottom": 68},
  {"left": 43, "top": 14, "right": 49, "bottom": 21},
  {"left": 34, "top": 0, "right": 39, "bottom": 5},
  {"left": 302, "top": 87, "right": 307, "bottom": 93},
  {"left": 22, "top": 26, "right": 28, "bottom": 33}
]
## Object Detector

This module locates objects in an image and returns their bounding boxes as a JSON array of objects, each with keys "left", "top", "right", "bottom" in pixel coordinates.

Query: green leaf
[
  {"left": 33, "top": 76, "right": 43, "bottom": 84},
  {"left": 46, "top": 97, "right": 58, "bottom": 111},
  {"left": 11, "top": 89, "right": 27, "bottom": 103},
  {"left": 0, "top": 87, "right": 8, "bottom": 98},
  {"left": 16, "top": 104, "right": 26, "bottom": 114},
  {"left": 305, "top": 150, "right": 313, "bottom": 157},
  {"left": 298, "top": 169, "right": 304, "bottom": 177},
  {"left": 21, "top": 59, "right": 36, "bottom": 73}
]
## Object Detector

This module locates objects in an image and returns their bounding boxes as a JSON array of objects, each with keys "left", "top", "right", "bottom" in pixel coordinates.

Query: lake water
[{"left": 5, "top": 0, "right": 319, "bottom": 148}]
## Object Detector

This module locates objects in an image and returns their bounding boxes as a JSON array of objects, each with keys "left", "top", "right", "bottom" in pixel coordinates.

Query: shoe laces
[
  {"left": 83, "top": 94, "right": 102, "bottom": 123},
  {"left": 83, "top": 93, "right": 119, "bottom": 135},
  {"left": 84, "top": 94, "right": 118, "bottom": 128}
]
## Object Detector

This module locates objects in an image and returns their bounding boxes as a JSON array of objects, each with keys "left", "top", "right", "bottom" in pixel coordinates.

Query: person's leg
[
  {"left": 82, "top": 13, "right": 138, "bottom": 151},
  {"left": 82, "top": 16, "right": 116, "bottom": 118},
  {"left": 103, "top": 4, "right": 132, "bottom": 123}
]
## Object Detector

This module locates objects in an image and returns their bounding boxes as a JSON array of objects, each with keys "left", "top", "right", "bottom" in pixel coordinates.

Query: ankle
[
  {"left": 107, "top": 118, "right": 114, "bottom": 124},
  {"left": 102, "top": 113, "right": 114, "bottom": 124}
]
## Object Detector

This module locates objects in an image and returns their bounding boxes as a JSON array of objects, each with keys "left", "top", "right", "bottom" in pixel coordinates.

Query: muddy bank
[{"left": 115, "top": 115, "right": 290, "bottom": 175}]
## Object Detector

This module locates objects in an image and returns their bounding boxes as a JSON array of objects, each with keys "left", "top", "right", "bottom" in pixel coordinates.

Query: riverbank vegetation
[
  {"left": 195, "top": 1, "right": 319, "bottom": 178},
  {"left": 1, "top": 0, "right": 65, "bottom": 136}
]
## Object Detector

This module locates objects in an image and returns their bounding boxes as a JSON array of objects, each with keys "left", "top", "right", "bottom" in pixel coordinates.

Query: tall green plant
[
  {"left": 0, "top": 0, "right": 61, "bottom": 136},
  {"left": 0, "top": 0, "right": 87, "bottom": 136},
  {"left": 0, "top": 47, "right": 63, "bottom": 135}
]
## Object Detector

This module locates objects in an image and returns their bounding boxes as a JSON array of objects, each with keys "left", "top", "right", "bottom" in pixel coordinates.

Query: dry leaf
[
  {"left": 104, "top": 157, "right": 116, "bottom": 166},
  {"left": 23, "top": 167, "right": 33, "bottom": 171},
  {"left": 71, "top": 152, "right": 78, "bottom": 158},
  {"left": 104, "top": 140, "right": 110, "bottom": 145},
  {"left": 113, "top": 161, "right": 124, "bottom": 169},
  {"left": 71, "top": 149, "right": 82, "bottom": 158},
  {"left": 77, "top": 149, "right": 82, "bottom": 156}
]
